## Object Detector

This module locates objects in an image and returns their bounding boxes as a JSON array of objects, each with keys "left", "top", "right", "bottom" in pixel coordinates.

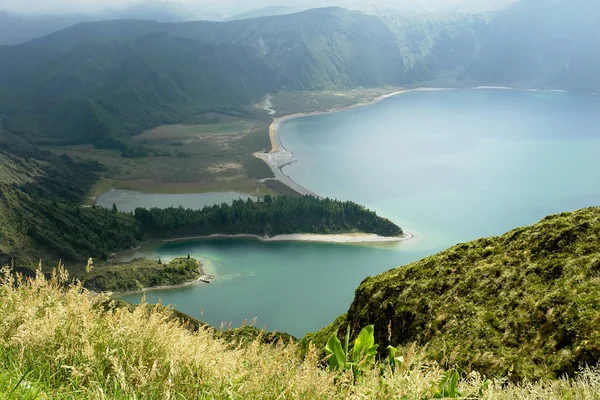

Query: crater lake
[{"left": 119, "top": 88, "right": 600, "bottom": 337}]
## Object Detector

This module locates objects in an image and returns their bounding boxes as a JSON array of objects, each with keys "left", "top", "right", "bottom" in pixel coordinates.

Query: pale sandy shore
[{"left": 162, "top": 231, "right": 413, "bottom": 244}]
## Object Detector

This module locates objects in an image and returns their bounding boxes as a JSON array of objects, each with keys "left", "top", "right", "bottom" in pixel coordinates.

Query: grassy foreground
[{"left": 1, "top": 267, "right": 600, "bottom": 399}]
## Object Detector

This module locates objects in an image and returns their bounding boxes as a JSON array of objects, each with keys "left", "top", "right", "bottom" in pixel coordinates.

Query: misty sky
[{"left": 0, "top": 0, "right": 513, "bottom": 16}]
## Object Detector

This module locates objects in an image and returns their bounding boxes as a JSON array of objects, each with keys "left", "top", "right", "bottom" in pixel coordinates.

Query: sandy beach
[{"left": 162, "top": 231, "right": 413, "bottom": 244}]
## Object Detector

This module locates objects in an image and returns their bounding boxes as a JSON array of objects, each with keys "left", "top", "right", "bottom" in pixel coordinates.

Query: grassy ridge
[
  {"left": 1, "top": 265, "right": 599, "bottom": 399},
  {"left": 304, "top": 207, "right": 600, "bottom": 381}
]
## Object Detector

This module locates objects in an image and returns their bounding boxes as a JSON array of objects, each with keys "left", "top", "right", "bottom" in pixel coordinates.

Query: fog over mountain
[
  {"left": 0, "top": 0, "right": 516, "bottom": 44},
  {"left": 1, "top": 0, "right": 515, "bottom": 15}
]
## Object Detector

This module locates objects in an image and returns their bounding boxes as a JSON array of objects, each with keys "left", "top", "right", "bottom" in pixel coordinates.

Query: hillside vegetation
[
  {"left": 85, "top": 257, "right": 201, "bottom": 293},
  {"left": 0, "top": 130, "right": 141, "bottom": 268},
  {"left": 1, "top": 263, "right": 600, "bottom": 399},
  {"left": 0, "top": 33, "right": 274, "bottom": 148},
  {"left": 304, "top": 207, "right": 600, "bottom": 381}
]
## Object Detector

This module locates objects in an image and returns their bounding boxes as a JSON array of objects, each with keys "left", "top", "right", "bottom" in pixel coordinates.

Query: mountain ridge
[{"left": 0, "top": 2, "right": 598, "bottom": 148}]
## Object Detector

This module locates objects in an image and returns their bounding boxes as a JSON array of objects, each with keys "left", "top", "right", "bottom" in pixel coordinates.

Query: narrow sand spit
[{"left": 254, "top": 88, "right": 451, "bottom": 199}]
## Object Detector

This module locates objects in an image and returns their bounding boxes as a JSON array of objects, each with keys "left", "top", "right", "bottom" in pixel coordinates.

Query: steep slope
[
  {"left": 0, "top": 8, "right": 485, "bottom": 146},
  {"left": 166, "top": 8, "right": 486, "bottom": 88},
  {"left": 0, "top": 129, "right": 141, "bottom": 266},
  {"left": 305, "top": 207, "right": 600, "bottom": 380}
]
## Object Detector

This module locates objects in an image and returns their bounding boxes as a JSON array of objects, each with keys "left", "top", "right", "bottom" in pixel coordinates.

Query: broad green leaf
[
  {"left": 476, "top": 379, "right": 492, "bottom": 397},
  {"left": 352, "top": 325, "right": 377, "bottom": 364},
  {"left": 325, "top": 333, "right": 346, "bottom": 370},
  {"left": 387, "top": 345, "right": 397, "bottom": 360},
  {"left": 433, "top": 371, "right": 450, "bottom": 398}
]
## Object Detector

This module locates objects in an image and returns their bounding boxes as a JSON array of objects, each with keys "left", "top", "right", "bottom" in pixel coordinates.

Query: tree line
[{"left": 134, "top": 196, "right": 403, "bottom": 239}]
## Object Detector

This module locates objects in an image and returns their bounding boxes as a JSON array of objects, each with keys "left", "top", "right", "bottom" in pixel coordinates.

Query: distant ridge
[{"left": 0, "top": 1, "right": 598, "bottom": 148}]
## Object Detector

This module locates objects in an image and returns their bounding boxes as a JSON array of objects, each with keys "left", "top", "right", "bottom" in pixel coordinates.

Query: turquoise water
[
  {"left": 96, "top": 190, "right": 256, "bottom": 213},
  {"left": 119, "top": 89, "right": 600, "bottom": 337}
]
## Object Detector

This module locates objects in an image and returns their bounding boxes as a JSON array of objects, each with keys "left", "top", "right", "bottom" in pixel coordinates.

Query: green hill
[
  {"left": 304, "top": 207, "right": 600, "bottom": 380},
  {"left": 0, "top": 129, "right": 141, "bottom": 266},
  {"left": 0, "top": 32, "right": 275, "bottom": 147}
]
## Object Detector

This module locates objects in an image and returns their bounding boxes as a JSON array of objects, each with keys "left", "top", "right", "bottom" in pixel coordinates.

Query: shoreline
[
  {"left": 111, "top": 231, "right": 413, "bottom": 294},
  {"left": 161, "top": 231, "right": 414, "bottom": 245},
  {"left": 254, "top": 87, "right": 457, "bottom": 198},
  {"left": 256, "top": 85, "right": 571, "bottom": 190}
]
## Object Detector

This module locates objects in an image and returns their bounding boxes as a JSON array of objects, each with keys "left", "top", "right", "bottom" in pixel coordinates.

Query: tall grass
[{"left": 1, "top": 266, "right": 599, "bottom": 399}]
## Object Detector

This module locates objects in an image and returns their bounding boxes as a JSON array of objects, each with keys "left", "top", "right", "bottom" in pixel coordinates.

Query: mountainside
[
  {"left": 304, "top": 207, "right": 600, "bottom": 380},
  {"left": 0, "top": 128, "right": 141, "bottom": 266},
  {"left": 0, "top": 2, "right": 598, "bottom": 148},
  {"left": 0, "top": 8, "right": 487, "bottom": 147},
  {"left": 0, "top": 32, "right": 276, "bottom": 146}
]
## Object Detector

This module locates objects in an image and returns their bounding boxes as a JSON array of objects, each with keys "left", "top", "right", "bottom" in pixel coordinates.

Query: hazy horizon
[{"left": 0, "top": 0, "right": 516, "bottom": 17}]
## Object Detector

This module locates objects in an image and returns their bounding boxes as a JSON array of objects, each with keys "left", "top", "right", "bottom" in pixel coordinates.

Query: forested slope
[
  {"left": 0, "top": 32, "right": 275, "bottom": 147},
  {"left": 0, "top": 130, "right": 141, "bottom": 267}
]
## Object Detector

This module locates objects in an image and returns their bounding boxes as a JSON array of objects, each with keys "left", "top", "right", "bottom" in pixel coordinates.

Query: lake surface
[
  {"left": 120, "top": 89, "right": 600, "bottom": 338},
  {"left": 96, "top": 190, "right": 256, "bottom": 212}
]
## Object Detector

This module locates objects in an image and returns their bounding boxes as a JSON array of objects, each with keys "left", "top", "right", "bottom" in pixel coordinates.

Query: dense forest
[{"left": 135, "top": 196, "right": 403, "bottom": 238}]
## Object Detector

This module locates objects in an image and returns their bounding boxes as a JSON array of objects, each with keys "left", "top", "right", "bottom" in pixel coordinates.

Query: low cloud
[
  {"left": 0, "top": 0, "right": 509, "bottom": 16},
  {"left": 0, "top": 0, "right": 150, "bottom": 15}
]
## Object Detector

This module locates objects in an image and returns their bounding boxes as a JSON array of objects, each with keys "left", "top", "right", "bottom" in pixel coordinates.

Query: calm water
[
  {"left": 96, "top": 190, "right": 256, "bottom": 213},
  {"left": 120, "top": 89, "right": 600, "bottom": 337}
]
